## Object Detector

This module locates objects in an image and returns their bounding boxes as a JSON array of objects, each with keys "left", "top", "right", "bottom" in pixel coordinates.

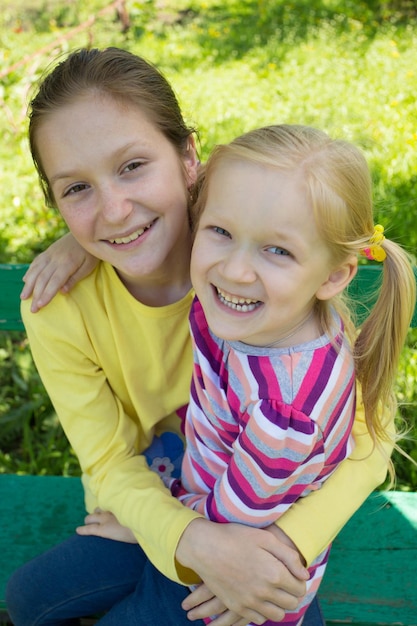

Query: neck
[
  {"left": 126, "top": 277, "right": 192, "bottom": 307},
  {"left": 265, "top": 309, "right": 316, "bottom": 348},
  {"left": 118, "top": 230, "right": 192, "bottom": 307}
]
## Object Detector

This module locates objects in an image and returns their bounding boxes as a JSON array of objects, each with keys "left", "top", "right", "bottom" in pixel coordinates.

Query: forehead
[
  {"left": 202, "top": 158, "right": 323, "bottom": 246},
  {"left": 35, "top": 93, "right": 173, "bottom": 172},
  {"left": 205, "top": 158, "right": 310, "bottom": 214},
  {"left": 38, "top": 92, "right": 155, "bottom": 131}
]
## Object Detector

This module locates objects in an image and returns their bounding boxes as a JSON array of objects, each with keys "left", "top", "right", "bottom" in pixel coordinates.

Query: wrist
[
  {"left": 175, "top": 517, "right": 210, "bottom": 585},
  {"left": 267, "top": 524, "right": 306, "bottom": 566},
  {"left": 176, "top": 517, "right": 209, "bottom": 569}
]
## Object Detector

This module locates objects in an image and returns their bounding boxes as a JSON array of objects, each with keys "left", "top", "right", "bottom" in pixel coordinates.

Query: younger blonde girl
[{"left": 170, "top": 124, "right": 416, "bottom": 624}]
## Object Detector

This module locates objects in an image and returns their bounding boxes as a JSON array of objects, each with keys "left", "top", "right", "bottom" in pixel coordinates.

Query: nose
[
  {"left": 98, "top": 184, "right": 133, "bottom": 224},
  {"left": 221, "top": 247, "right": 257, "bottom": 284}
]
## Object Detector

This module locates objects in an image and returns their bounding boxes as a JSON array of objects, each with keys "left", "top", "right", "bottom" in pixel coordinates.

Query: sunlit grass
[{"left": 0, "top": 0, "right": 416, "bottom": 482}]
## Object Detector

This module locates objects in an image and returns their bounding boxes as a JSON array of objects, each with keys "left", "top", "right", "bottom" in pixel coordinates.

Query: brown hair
[{"left": 28, "top": 47, "right": 196, "bottom": 206}]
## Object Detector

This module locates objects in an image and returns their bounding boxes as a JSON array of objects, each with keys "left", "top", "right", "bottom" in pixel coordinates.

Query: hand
[
  {"left": 76, "top": 509, "right": 137, "bottom": 543},
  {"left": 21, "top": 233, "right": 98, "bottom": 312},
  {"left": 183, "top": 585, "right": 251, "bottom": 626},
  {"left": 265, "top": 524, "right": 306, "bottom": 566},
  {"left": 177, "top": 519, "right": 309, "bottom": 624}
]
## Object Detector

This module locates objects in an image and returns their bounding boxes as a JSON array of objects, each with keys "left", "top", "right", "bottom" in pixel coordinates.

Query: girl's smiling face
[
  {"left": 191, "top": 159, "right": 353, "bottom": 347},
  {"left": 36, "top": 93, "right": 198, "bottom": 294}
]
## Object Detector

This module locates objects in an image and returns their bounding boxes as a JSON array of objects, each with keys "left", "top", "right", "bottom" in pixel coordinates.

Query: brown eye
[
  {"left": 65, "top": 183, "right": 89, "bottom": 196},
  {"left": 123, "top": 161, "right": 143, "bottom": 173}
]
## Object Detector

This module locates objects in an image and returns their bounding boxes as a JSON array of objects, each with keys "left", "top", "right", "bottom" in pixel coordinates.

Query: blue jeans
[
  {"left": 303, "top": 595, "right": 325, "bottom": 626},
  {"left": 6, "top": 533, "right": 325, "bottom": 626},
  {"left": 6, "top": 534, "right": 205, "bottom": 626}
]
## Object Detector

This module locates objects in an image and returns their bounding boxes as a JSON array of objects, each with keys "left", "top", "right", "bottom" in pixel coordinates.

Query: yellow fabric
[
  {"left": 22, "top": 261, "right": 390, "bottom": 580},
  {"left": 277, "top": 392, "right": 393, "bottom": 566},
  {"left": 21, "top": 262, "right": 201, "bottom": 583}
]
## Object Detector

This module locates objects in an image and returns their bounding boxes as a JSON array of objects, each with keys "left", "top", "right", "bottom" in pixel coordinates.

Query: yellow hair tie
[{"left": 361, "top": 224, "right": 386, "bottom": 262}]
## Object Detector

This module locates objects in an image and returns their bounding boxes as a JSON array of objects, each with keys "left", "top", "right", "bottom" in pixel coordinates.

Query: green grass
[{"left": 0, "top": 0, "right": 416, "bottom": 485}]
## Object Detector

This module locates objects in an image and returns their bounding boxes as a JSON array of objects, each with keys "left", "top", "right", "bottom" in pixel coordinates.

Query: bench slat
[
  {"left": 321, "top": 491, "right": 417, "bottom": 624},
  {"left": 1, "top": 264, "right": 416, "bottom": 331},
  {"left": 0, "top": 264, "right": 28, "bottom": 331},
  {"left": 1, "top": 475, "right": 416, "bottom": 624},
  {"left": 0, "top": 475, "right": 85, "bottom": 614}
]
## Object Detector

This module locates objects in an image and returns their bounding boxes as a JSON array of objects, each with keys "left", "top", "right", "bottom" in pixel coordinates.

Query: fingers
[
  {"left": 205, "top": 587, "right": 302, "bottom": 626},
  {"left": 76, "top": 522, "right": 102, "bottom": 536},
  {"left": 271, "top": 543, "right": 309, "bottom": 581},
  {"left": 76, "top": 509, "right": 137, "bottom": 543},
  {"left": 60, "top": 256, "right": 100, "bottom": 294},
  {"left": 182, "top": 583, "right": 216, "bottom": 610},
  {"left": 176, "top": 520, "right": 308, "bottom": 623},
  {"left": 262, "top": 528, "right": 309, "bottom": 583},
  {"left": 184, "top": 575, "right": 303, "bottom": 625},
  {"left": 183, "top": 591, "right": 227, "bottom": 621},
  {"left": 267, "top": 558, "right": 308, "bottom": 598},
  {"left": 20, "top": 233, "right": 98, "bottom": 312},
  {"left": 203, "top": 610, "right": 251, "bottom": 626},
  {"left": 22, "top": 262, "right": 74, "bottom": 312},
  {"left": 182, "top": 582, "right": 295, "bottom": 624},
  {"left": 230, "top": 618, "right": 258, "bottom": 626},
  {"left": 76, "top": 509, "right": 109, "bottom": 537},
  {"left": 207, "top": 608, "right": 268, "bottom": 626},
  {"left": 185, "top": 602, "right": 249, "bottom": 626},
  {"left": 83, "top": 509, "right": 106, "bottom": 525},
  {"left": 186, "top": 599, "right": 226, "bottom": 623}
]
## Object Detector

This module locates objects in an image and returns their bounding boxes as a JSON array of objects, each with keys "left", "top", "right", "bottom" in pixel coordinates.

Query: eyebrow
[
  {"left": 49, "top": 170, "right": 80, "bottom": 186},
  {"left": 49, "top": 141, "right": 148, "bottom": 186}
]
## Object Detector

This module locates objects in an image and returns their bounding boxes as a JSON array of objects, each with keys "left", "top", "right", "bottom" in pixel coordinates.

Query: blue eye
[
  {"left": 267, "top": 246, "right": 289, "bottom": 256},
  {"left": 213, "top": 226, "right": 231, "bottom": 238}
]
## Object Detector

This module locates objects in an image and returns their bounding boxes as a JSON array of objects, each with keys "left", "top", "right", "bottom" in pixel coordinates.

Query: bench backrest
[
  {"left": 1, "top": 262, "right": 417, "bottom": 331},
  {"left": 0, "top": 263, "right": 28, "bottom": 331}
]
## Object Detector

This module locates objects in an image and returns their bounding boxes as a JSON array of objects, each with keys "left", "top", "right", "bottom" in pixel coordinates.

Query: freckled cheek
[
  {"left": 57, "top": 209, "right": 75, "bottom": 232},
  {"left": 60, "top": 211, "right": 96, "bottom": 241}
]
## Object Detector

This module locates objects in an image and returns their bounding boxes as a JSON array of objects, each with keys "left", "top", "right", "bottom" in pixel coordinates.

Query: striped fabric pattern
[{"left": 179, "top": 298, "right": 356, "bottom": 625}]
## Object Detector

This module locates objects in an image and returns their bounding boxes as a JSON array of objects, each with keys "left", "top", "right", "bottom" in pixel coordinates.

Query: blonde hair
[{"left": 192, "top": 124, "right": 416, "bottom": 474}]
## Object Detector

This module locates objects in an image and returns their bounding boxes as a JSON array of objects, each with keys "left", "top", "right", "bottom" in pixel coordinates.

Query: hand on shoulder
[{"left": 21, "top": 233, "right": 98, "bottom": 312}]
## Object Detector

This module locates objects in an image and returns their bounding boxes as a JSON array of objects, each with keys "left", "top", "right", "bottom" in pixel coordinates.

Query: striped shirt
[{"left": 177, "top": 297, "right": 356, "bottom": 625}]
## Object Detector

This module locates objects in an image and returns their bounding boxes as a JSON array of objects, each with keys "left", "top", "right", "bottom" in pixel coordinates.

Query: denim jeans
[
  {"left": 6, "top": 533, "right": 325, "bottom": 626},
  {"left": 6, "top": 534, "right": 204, "bottom": 626},
  {"left": 303, "top": 595, "right": 326, "bottom": 626}
]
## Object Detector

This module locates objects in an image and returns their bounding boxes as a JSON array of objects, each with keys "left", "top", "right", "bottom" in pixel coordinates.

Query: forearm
[
  {"left": 21, "top": 294, "right": 201, "bottom": 582},
  {"left": 86, "top": 453, "right": 202, "bottom": 582}
]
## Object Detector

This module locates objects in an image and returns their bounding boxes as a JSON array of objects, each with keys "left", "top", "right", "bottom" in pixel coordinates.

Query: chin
[{"left": 209, "top": 323, "right": 245, "bottom": 344}]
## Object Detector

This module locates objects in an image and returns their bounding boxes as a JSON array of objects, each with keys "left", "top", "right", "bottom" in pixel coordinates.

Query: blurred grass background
[{"left": 0, "top": 0, "right": 416, "bottom": 487}]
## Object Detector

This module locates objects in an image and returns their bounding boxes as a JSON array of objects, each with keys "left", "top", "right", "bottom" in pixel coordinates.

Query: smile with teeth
[
  {"left": 108, "top": 221, "right": 154, "bottom": 245},
  {"left": 216, "top": 288, "right": 261, "bottom": 313}
]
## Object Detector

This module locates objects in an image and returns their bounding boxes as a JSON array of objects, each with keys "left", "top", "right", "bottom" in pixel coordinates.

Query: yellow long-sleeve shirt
[{"left": 21, "top": 261, "right": 390, "bottom": 579}]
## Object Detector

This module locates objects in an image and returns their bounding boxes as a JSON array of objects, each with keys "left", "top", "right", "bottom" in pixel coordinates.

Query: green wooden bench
[{"left": 1, "top": 262, "right": 416, "bottom": 625}]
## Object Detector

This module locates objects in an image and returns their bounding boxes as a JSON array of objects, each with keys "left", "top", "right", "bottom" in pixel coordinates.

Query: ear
[
  {"left": 316, "top": 255, "right": 358, "bottom": 301},
  {"left": 183, "top": 135, "right": 199, "bottom": 188}
]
